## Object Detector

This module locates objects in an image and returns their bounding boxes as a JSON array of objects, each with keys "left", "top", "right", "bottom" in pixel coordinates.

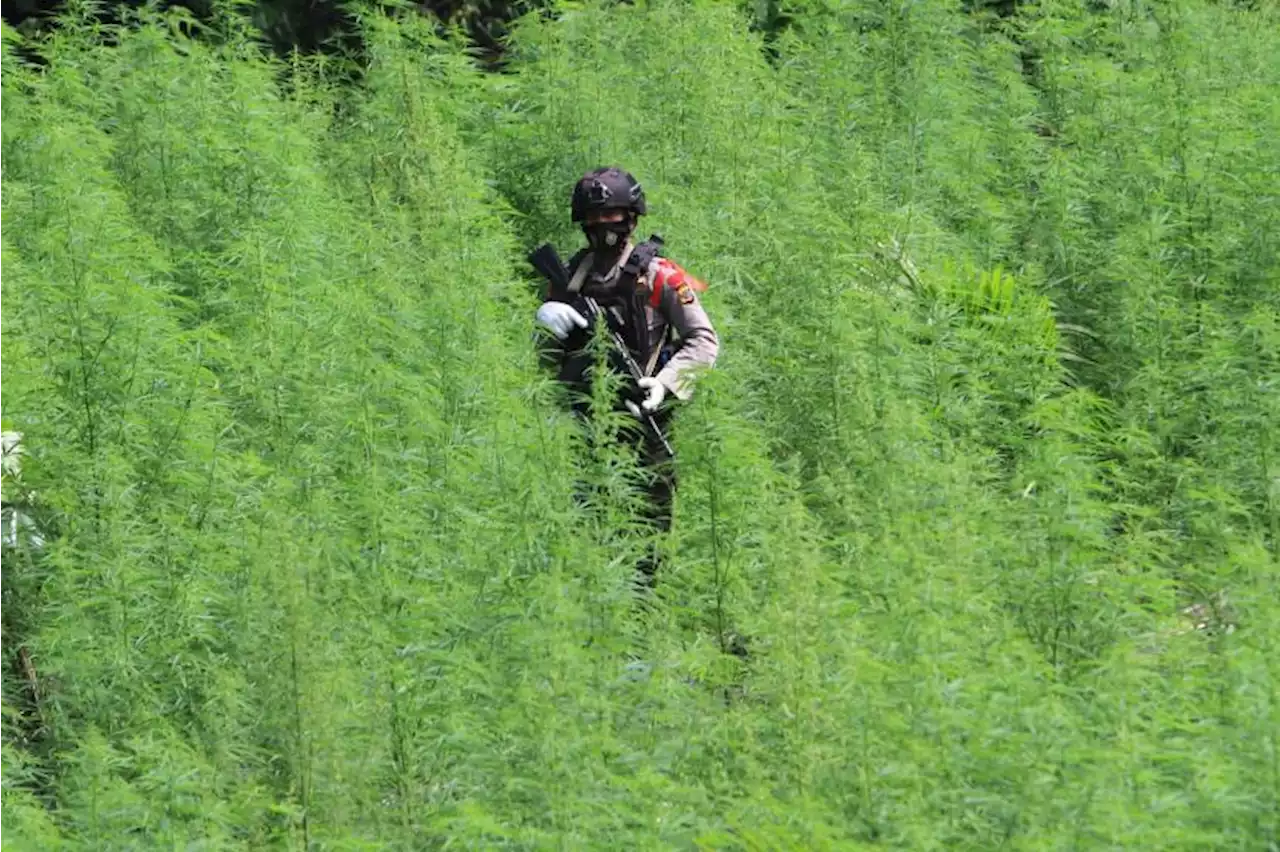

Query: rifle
[{"left": 528, "top": 243, "right": 675, "bottom": 459}]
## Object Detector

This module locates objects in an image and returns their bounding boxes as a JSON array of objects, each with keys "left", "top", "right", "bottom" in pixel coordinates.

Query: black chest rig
[
  {"left": 552, "top": 236, "right": 666, "bottom": 398},
  {"left": 577, "top": 236, "right": 665, "bottom": 360}
]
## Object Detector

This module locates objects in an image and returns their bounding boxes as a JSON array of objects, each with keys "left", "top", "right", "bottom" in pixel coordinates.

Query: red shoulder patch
[{"left": 650, "top": 259, "right": 707, "bottom": 307}]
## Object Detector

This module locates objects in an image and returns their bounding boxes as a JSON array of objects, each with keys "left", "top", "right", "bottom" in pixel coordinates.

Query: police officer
[{"left": 535, "top": 167, "right": 719, "bottom": 588}]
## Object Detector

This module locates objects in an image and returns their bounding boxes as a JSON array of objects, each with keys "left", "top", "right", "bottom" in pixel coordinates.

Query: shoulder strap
[
  {"left": 618, "top": 234, "right": 664, "bottom": 293},
  {"left": 622, "top": 235, "right": 668, "bottom": 377},
  {"left": 566, "top": 251, "right": 593, "bottom": 295}
]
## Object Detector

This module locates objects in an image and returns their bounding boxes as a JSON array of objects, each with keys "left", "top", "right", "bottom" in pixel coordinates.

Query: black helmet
[{"left": 571, "top": 167, "right": 646, "bottom": 222}]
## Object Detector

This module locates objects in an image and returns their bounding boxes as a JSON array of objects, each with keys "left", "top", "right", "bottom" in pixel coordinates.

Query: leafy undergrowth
[{"left": 2, "top": 1, "right": 1277, "bottom": 847}]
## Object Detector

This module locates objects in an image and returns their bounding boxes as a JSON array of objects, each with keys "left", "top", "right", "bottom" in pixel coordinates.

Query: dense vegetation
[{"left": 3, "top": 0, "right": 1277, "bottom": 846}]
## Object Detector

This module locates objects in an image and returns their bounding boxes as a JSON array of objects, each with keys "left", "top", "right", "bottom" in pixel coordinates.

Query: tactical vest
[{"left": 555, "top": 236, "right": 669, "bottom": 397}]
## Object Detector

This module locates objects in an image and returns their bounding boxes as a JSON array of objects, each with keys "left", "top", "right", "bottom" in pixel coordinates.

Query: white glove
[
  {"left": 536, "top": 301, "right": 588, "bottom": 340},
  {"left": 637, "top": 377, "right": 666, "bottom": 412}
]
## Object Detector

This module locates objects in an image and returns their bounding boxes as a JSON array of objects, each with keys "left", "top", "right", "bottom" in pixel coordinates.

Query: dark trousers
[
  {"left": 572, "top": 400, "right": 676, "bottom": 591},
  {"left": 634, "top": 407, "right": 676, "bottom": 589}
]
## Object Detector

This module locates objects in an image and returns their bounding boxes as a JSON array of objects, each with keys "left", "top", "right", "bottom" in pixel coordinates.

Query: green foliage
[{"left": 3, "top": 0, "right": 1277, "bottom": 847}]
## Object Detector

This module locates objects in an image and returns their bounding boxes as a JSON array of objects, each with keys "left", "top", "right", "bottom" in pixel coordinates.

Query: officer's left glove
[{"left": 637, "top": 377, "right": 666, "bottom": 413}]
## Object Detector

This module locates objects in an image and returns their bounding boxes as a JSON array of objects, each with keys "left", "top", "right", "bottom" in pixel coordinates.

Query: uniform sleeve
[{"left": 649, "top": 259, "right": 719, "bottom": 400}]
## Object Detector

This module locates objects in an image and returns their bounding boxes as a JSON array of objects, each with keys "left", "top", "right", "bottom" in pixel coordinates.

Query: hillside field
[{"left": 2, "top": 0, "right": 1278, "bottom": 847}]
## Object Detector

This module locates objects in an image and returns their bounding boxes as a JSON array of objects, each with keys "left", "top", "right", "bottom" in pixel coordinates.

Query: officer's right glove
[
  {"left": 636, "top": 377, "right": 667, "bottom": 412},
  {"left": 536, "top": 301, "right": 588, "bottom": 340}
]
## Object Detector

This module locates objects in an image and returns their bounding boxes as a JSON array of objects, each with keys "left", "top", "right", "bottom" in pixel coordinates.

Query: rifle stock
[{"left": 528, "top": 243, "right": 572, "bottom": 297}]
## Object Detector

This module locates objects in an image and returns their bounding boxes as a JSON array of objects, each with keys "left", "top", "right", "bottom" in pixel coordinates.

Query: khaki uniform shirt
[{"left": 565, "top": 242, "right": 719, "bottom": 401}]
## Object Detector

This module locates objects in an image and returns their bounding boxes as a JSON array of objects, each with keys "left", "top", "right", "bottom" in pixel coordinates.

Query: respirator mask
[{"left": 585, "top": 218, "right": 633, "bottom": 251}]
